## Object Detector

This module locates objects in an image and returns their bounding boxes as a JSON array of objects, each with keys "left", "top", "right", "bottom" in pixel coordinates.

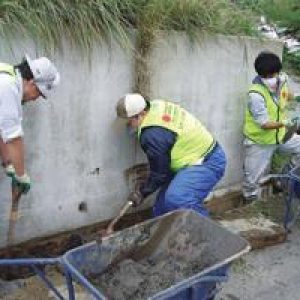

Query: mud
[
  {"left": 90, "top": 233, "right": 214, "bottom": 300},
  {"left": 0, "top": 208, "right": 152, "bottom": 280}
]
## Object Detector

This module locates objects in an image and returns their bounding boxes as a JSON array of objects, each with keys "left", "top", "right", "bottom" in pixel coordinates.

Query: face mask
[
  {"left": 261, "top": 77, "right": 278, "bottom": 92},
  {"left": 127, "top": 125, "right": 137, "bottom": 136}
]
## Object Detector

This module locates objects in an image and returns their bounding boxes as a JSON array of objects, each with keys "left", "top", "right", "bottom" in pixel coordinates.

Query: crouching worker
[{"left": 116, "top": 94, "right": 227, "bottom": 217}]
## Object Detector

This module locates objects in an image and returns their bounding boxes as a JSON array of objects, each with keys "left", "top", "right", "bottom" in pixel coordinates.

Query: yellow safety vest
[
  {"left": 243, "top": 82, "right": 289, "bottom": 144},
  {"left": 0, "top": 63, "right": 16, "bottom": 81},
  {"left": 138, "top": 100, "right": 215, "bottom": 172}
]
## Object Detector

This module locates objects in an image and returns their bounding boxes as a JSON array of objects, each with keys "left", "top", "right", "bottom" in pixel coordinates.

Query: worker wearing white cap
[
  {"left": 116, "top": 94, "right": 227, "bottom": 217},
  {"left": 0, "top": 55, "right": 60, "bottom": 194}
]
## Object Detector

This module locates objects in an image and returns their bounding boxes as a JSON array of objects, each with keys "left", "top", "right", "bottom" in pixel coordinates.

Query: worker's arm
[
  {"left": 261, "top": 121, "right": 285, "bottom": 130},
  {"left": 0, "top": 136, "right": 11, "bottom": 166},
  {"left": 248, "top": 92, "right": 287, "bottom": 130},
  {"left": 139, "top": 127, "right": 176, "bottom": 198},
  {"left": 0, "top": 78, "right": 25, "bottom": 176},
  {"left": 0, "top": 78, "right": 31, "bottom": 193},
  {"left": 5, "top": 137, "right": 25, "bottom": 176}
]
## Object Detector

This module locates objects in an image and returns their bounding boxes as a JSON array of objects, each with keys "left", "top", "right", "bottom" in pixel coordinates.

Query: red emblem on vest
[
  {"left": 281, "top": 91, "right": 287, "bottom": 99},
  {"left": 162, "top": 114, "right": 171, "bottom": 122}
]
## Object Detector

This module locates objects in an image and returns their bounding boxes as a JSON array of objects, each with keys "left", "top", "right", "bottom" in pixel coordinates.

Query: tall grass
[{"left": 0, "top": 0, "right": 257, "bottom": 53}]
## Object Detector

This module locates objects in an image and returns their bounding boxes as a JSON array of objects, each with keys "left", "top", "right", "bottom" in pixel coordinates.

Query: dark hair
[
  {"left": 14, "top": 59, "right": 34, "bottom": 80},
  {"left": 145, "top": 100, "right": 151, "bottom": 111},
  {"left": 254, "top": 51, "right": 282, "bottom": 78}
]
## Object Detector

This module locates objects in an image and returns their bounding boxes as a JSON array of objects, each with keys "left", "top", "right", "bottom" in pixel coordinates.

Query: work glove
[
  {"left": 12, "top": 173, "right": 31, "bottom": 194},
  {"left": 293, "top": 116, "right": 300, "bottom": 128},
  {"left": 128, "top": 190, "right": 144, "bottom": 207},
  {"left": 3, "top": 163, "right": 15, "bottom": 178},
  {"left": 282, "top": 117, "right": 300, "bottom": 127},
  {"left": 294, "top": 95, "right": 300, "bottom": 103}
]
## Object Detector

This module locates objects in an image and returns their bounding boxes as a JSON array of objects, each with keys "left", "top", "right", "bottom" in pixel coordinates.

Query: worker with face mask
[
  {"left": 116, "top": 94, "right": 226, "bottom": 217},
  {"left": 243, "top": 51, "right": 300, "bottom": 203},
  {"left": 0, "top": 55, "right": 60, "bottom": 194}
]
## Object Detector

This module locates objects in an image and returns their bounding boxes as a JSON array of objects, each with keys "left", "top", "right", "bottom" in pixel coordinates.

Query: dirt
[
  {"left": 90, "top": 236, "right": 212, "bottom": 300},
  {"left": 0, "top": 267, "right": 93, "bottom": 300},
  {"left": 0, "top": 267, "right": 61, "bottom": 300}
]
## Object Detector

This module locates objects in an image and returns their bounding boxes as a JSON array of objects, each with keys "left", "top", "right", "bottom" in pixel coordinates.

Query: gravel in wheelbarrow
[{"left": 63, "top": 209, "right": 250, "bottom": 299}]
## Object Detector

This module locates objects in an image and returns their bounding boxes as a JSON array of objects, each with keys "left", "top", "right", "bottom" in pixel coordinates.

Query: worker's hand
[
  {"left": 281, "top": 119, "right": 295, "bottom": 127},
  {"left": 294, "top": 95, "right": 300, "bottom": 103},
  {"left": 3, "top": 163, "right": 15, "bottom": 178},
  {"left": 128, "top": 190, "right": 144, "bottom": 207},
  {"left": 12, "top": 173, "right": 31, "bottom": 194},
  {"left": 283, "top": 117, "right": 300, "bottom": 129},
  {"left": 292, "top": 116, "right": 300, "bottom": 128}
]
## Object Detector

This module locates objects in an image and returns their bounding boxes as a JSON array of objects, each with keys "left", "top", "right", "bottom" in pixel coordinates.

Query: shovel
[
  {"left": 97, "top": 200, "right": 133, "bottom": 243},
  {"left": 97, "top": 163, "right": 149, "bottom": 243},
  {"left": 6, "top": 185, "right": 22, "bottom": 247}
]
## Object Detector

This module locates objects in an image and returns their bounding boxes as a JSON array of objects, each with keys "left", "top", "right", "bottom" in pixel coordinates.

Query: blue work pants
[{"left": 153, "top": 144, "right": 226, "bottom": 217}]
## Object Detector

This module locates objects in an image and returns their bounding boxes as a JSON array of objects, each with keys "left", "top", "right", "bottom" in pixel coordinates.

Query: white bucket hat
[
  {"left": 25, "top": 54, "right": 60, "bottom": 98},
  {"left": 116, "top": 93, "right": 146, "bottom": 118}
]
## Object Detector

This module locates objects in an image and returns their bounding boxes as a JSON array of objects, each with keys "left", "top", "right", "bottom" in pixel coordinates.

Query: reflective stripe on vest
[
  {"left": 0, "top": 63, "right": 16, "bottom": 80},
  {"left": 138, "top": 100, "right": 215, "bottom": 172},
  {"left": 243, "top": 82, "right": 288, "bottom": 144}
]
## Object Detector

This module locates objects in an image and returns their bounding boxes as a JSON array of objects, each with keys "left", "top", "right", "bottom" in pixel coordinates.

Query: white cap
[
  {"left": 25, "top": 54, "right": 60, "bottom": 98},
  {"left": 116, "top": 93, "right": 146, "bottom": 118}
]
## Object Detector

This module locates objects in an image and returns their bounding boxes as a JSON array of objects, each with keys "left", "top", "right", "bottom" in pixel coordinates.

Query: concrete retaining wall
[{"left": 0, "top": 34, "right": 283, "bottom": 247}]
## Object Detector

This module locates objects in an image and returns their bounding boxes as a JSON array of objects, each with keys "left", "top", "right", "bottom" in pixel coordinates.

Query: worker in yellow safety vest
[
  {"left": 243, "top": 51, "right": 300, "bottom": 203},
  {"left": 0, "top": 55, "right": 60, "bottom": 194},
  {"left": 116, "top": 94, "right": 226, "bottom": 217}
]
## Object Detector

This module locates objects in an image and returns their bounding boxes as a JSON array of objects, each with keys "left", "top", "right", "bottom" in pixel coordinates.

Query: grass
[
  {"left": 0, "top": 0, "right": 257, "bottom": 54},
  {"left": 283, "top": 49, "right": 300, "bottom": 76}
]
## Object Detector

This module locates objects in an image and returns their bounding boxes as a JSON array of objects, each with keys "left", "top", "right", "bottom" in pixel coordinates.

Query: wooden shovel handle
[
  {"left": 106, "top": 201, "right": 133, "bottom": 234},
  {"left": 7, "top": 186, "right": 22, "bottom": 246}
]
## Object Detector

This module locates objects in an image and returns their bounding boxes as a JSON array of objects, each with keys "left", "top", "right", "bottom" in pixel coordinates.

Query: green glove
[
  {"left": 294, "top": 95, "right": 300, "bottom": 103},
  {"left": 12, "top": 173, "right": 31, "bottom": 194},
  {"left": 282, "top": 118, "right": 294, "bottom": 127},
  {"left": 4, "top": 164, "right": 15, "bottom": 178}
]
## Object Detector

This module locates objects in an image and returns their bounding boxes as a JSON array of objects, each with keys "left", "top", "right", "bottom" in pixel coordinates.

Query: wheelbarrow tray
[{"left": 63, "top": 210, "right": 250, "bottom": 299}]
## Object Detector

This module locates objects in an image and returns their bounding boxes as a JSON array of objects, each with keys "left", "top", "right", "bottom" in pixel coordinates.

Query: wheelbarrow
[
  {"left": 260, "top": 164, "right": 300, "bottom": 230},
  {"left": 0, "top": 210, "right": 250, "bottom": 299}
]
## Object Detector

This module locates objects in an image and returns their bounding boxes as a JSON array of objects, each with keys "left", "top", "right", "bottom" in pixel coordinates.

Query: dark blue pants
[
  {"left": 153, "top": 144, "right": 227, "bottom": 217},
  {"left": 152, "top": 144, "right": 227, "bottom": 299}
]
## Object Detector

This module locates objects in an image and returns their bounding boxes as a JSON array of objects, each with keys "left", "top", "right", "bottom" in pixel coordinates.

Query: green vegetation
[
  {"left": 283, "top": 49, "right": 300, "bottom": 76},
  {"left": 259, "top": 0, "right": 300, "bottom": 36},
  {"left": 260, "top": 0, "right": 300, "bottom": 78},
  {"left": 0, "top": 0, "right": 256, "bottom": 53},
  {"left": 235, "top": 0, "right": 300, "bottom": 34},
  {"left": 235, "top": 0, "right": 300, "bottom": 75}
]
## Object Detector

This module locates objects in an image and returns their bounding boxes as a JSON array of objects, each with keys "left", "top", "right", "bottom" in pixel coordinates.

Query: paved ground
[{"left": 218, "top": 222, "right": 300, "bottom": 300}]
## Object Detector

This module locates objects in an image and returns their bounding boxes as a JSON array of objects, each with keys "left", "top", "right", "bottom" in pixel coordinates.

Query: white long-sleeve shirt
[{"left": 0, "top": 70, "right": 24, "bottom": 143}]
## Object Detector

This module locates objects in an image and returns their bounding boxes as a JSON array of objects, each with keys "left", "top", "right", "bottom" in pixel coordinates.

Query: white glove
[{"left": 4, "top": 164, "right": 16, "bottom": 177}]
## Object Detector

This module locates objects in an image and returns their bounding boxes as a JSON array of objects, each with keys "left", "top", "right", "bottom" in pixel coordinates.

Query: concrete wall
[{"left": 0, "top": 35, "right": 283, "bottom": 247}]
